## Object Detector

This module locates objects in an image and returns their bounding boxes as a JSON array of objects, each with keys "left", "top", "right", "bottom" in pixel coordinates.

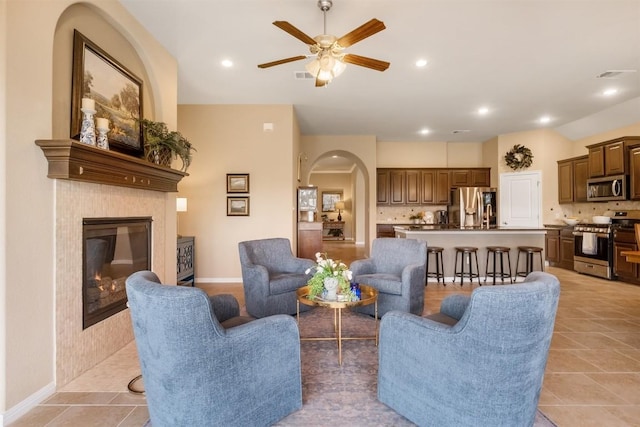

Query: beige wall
[
  {"left": 376, "top": 141, "right": 484, "bottom": 168},
  {"left": 176, "top": 105, "right": 298, "bottom": 282},
  {"left": 2, "top": 0, "right": 176, "bottom": 417},
  {"left": 573, "top": 123, "right": 640, "bottom": 153}
]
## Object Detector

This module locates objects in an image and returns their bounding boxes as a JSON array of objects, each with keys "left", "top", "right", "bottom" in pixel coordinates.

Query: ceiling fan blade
[
  {"left": 342, "top": 54, "right": 390, "bottom": 72},
  {"left": 315, "top": 78, "right": 328, "bottom": 87},
  {"left": 336, "top": 19, "right": 386, "bottom": 48},
  {"left": 257, "top": 56, "right": 307, "bottom": 69},
  {"left": 273, "top": 21, "right": 318, "bottom": 46}
]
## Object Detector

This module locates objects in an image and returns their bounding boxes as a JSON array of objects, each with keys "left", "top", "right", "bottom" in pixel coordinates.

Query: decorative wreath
[{"left": 504, "top": 144, "right": 534, "bottom": 170}]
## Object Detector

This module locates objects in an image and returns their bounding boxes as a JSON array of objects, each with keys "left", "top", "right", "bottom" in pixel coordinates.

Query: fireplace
[{"left": 83, "top": 217, "right": 152, "bottom": 329}]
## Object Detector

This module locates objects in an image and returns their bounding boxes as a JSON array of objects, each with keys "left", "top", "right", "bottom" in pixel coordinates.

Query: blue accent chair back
[
  {"left": 378, "top": 271, "right": 560, "bottom": 427},
  {"left": 126, "top": 271, "right": 302, "bottom": 427}
]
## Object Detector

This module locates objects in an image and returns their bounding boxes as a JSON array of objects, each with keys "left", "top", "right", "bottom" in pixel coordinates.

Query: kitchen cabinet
[
  {"left": 557, "top": 155, "right": 588, "bottom": 204},
  {"left": 450, "top": 168, "right": 491, "bottom": 187},
  {"left": 297, "top": 222, "right": 323, "bottom": 260},
  {"left": 630, "top": 146, "right": 640, "bottom": 200},
  {"left": 376, "top": 224, "right": 396, "bottom": 238},
  {"left": 587, "top": 136, "right": 640, "bottom": 178},
  {"left": 376, "top": 169, "right": 390, "bottom": 204},
  {"left": 545, "top": 228, "right": 560, "bottom": 264},
  {"left": 545, "top": 227, "right": 574, "bottom": 270},
  {"left": 377, "top": 167, "right": 485, "bottom": 206},
  {"left": 613, "top": 228, "right": 640, "bottom": 284},
  {"left": 559, "top": 228, "right": 575, "bottom": 271}
]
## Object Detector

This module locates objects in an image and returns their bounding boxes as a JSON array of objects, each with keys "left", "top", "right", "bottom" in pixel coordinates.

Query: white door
[{"left": 499, "top": 171, "right": 542, "bottom": 227}]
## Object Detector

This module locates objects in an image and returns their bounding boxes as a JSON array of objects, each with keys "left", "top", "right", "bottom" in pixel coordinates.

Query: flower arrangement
[
  {"left": 306, "top": 252, "right": 356, "bottom": 301},
  {"left": 409, "top": 212, "right": 424, "bottom": 220}
]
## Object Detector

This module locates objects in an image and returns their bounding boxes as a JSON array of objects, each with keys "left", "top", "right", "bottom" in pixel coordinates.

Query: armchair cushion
[
  {"left": 377, "top": 271, "right": 560, "bottom": 427},
  {"left": 126, "top": 271, "right": 302, "bottom": 427}
]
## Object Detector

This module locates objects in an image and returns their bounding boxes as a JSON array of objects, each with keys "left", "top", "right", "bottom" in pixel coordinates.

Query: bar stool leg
[
  {"left": 499, "top": 252, "right": 505, "bottom": 284},
  {"left": 425, "top": 251, "right": 430, "bottom": 285},
  {"left": 538, "top": 251, "right": 545, "bottom": 272},
  {"left": 506, "top": 251, "right": 513, "bottom": 283},
  {"left": 492, "top": 251, "right": 497, "bottom": 285},
  {"left": 436, "top": 252, "right": 443, "bottom": 285},
  {"left": 473, "top": 251, "right": 480, "bottom": 286}
]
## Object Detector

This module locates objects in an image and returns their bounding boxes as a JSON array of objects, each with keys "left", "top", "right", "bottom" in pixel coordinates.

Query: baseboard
[{"left": 2, "top": 381, "right": 56, "bottom": 426}]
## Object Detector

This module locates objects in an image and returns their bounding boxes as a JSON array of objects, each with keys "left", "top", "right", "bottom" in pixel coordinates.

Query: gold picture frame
[
  {"left": 227, "top": 197, "right": 249, "bottom": 216},
  {"left": 227, "top": 173, "right": 250, "bottom": 193}
]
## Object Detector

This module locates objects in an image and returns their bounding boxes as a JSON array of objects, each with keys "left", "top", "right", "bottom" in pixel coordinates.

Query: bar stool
[
  {"left": 484, "top": 246, "right": 513, "bottom": 285},
  {"left": 426, "top": 246, "right": 445, "bottom": 286},
  {"left": 453, "top": 246, "right": 480, "bottom": 286},
  {"left": 515, "top": 246, "right": 544, "bottom": 280}
]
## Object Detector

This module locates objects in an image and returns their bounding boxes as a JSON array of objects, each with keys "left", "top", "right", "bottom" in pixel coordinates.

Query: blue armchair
[
  {"left": 238, "top": 238, "right": 315, "bottom": 318},
  {"left": 378, "top": 271, "right": 560, "bottom": 427},
  {"left": 350, "top": 238, "right": 427, "bottom": 317},
  {"left": 126, "top": 271, "right": 302, "bottom": 427}
]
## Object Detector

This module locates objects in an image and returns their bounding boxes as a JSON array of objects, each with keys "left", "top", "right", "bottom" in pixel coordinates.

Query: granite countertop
[{"left": 394, "top": 224, "right": 547, "bottom": 232}]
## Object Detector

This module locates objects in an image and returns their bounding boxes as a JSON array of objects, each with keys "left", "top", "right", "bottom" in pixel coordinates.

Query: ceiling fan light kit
[{"left": 258, "top": 0, "right": 389, "bottom": 87}]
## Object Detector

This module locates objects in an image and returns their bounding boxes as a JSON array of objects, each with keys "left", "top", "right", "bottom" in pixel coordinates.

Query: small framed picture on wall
[
  {"left": 227, "top": 173, "right": 249, "bottom": 193},
  {"left": 227, "top": 197, "right": 250, "bottom": 216}
]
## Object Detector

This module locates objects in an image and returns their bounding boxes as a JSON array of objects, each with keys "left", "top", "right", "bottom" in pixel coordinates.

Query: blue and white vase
[
  {"left": 79, "top": 108, "right": 96, "bottom": 146},
  {"left": 96, "top": 126, "right": 109, "bottom": 150}
]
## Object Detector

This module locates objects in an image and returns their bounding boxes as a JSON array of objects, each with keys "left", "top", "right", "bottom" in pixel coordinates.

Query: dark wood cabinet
[
  {"left": 376, "top": 169, "right": 390, "bottom": 204},
  {"left": 557, "top": 155, "right": 589, "bottom": 204},
  {"left": 450, "top": 170, "right": 470, "bottom": 187},
  {"left": 588, "top": 145, "right": 605, "bottom": 178},
  {"left": 177, "top": 236, "right": 195, "bottom": 286},
  {"left": 405, "top": 170, "right": 421, "bottom": 204},
  {"left": 297, "top": 222, "right": 323, "bottom": 260},
  {"left": 613, "top": 228, "right": 640, "bottom": 284},
  {"left": 471, "top": 169, "right": 491, "bottom": 186},
  {"left": 557, "top": 159, "right": 574, "bottom": 204},
  {"left": 545, "top": 229, "right": 560, "bottom": 264},
  {"left": 376, "top": 224, "right": 396, "bottom": 238},
  {"left": 573, "top": 156, "right": 589, "bottom": 202},
  {"left": 420, "top": 170, "right": 436, "bottom": 204},
  {"left": 587, "top": 136, "right": 640, "bottom": 178},
  {"left": 559, "top": 230, "right": 575, "bottom": 270},
  {"left": 630, "top": 147, "right": 640, "bottom": 200},
  {"left": 389, "top": 170, "right": 405, "bottom": 204},
  {"left": 545, "top": 227, "right": 574, "bottom": 271},
  {"left": 435, "top": 170, "right": 451, "bottom": 204}
]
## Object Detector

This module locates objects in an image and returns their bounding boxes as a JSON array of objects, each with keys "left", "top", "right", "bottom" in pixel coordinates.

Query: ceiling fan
[{"left": 257, "top": 0, "right": 390, "bottom": 87}]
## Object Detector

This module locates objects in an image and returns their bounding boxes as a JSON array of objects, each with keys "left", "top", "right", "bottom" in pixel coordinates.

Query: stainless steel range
[{"left": 573, "top": 210, "right": 640, "bottom": 280}]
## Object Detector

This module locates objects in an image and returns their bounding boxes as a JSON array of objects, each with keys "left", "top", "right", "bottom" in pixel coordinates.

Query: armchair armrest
[
  {"left": 440, "top": 294, "right": 471, "bottom": 320},
  {"left": 350, "top": 258, "right": 376, "bottom": 276}
]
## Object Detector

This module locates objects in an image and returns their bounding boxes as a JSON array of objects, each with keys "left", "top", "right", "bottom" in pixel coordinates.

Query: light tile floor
[{"left": 7, "top": 242, "right": 640, "bottom": 426}]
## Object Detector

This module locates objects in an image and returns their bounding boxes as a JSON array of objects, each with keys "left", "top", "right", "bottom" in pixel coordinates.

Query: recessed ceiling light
[
  {"left": 478, "top": 107, "right": 489, "bottom": 115},
  {"left": 419, "top": 128, "right": 430, "bottom": 135},
  {"left": 539, "top": 116, "right": 551, "bottom": 124},
  {"left": 221, "top": 59, "right": 233, "bottom": 68},
  {"left": 603, "top": 88, "right": 618, "bottom": 96},
  {"left": 415, "top": 59, "right": 428, "bottom": 68}
]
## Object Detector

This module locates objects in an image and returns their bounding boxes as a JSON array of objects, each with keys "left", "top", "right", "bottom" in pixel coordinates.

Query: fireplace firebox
[{"left": 83, "top": 217, "right": 152, "bottom": 329}]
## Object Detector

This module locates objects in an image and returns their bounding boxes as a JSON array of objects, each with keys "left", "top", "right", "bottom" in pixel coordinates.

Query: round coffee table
[{"left": 296, "top": 284, "right": 378, "bottom": 365}]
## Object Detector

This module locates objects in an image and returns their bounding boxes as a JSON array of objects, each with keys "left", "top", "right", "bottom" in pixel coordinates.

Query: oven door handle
[{"left": 573, "top": 231, "right": 610, "bottom": 238}]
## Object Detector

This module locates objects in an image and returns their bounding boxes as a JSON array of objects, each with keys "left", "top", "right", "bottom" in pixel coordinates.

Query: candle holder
[
  {"left": 79, "top": 108, "right": 96, "bottom": 146},
  {"left": 96, "top": 125, "right": 109, "bottom": 150}
]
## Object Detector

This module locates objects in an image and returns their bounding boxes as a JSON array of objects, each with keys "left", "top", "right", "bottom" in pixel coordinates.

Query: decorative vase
[
  {"left": 96, "top": 126, "right": 109, "bottom": 150},
  {"left": 79, "top": 108, "right": 96, "bottom": 146},
  {"left": 323, "top": 276, "right": 339, "bottom": 300}
]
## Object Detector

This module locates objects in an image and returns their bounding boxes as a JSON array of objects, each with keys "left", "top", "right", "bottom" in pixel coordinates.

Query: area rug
[{"left": 273, "top": 307, "right": 557, "bottom": 427}]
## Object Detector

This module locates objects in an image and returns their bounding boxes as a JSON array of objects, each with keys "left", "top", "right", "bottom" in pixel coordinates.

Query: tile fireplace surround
[{"left": 55, "top": 179, "right": 167, "bottom": 387}]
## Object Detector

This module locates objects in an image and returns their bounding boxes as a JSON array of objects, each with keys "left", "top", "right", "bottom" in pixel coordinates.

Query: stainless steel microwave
[{"left": 586, "top": 174, "right": 627, "bottom": 201}]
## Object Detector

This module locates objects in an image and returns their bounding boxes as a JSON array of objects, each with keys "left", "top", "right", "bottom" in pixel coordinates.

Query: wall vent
[
  {"left": 294, "top": 71, "right": 314, "bottom": 80},
  {"left": 452, "top": 129, "right": 471, "bottom": 134},
  {"left": 596, "top": 70, "right": 637, "bottom": 79}
]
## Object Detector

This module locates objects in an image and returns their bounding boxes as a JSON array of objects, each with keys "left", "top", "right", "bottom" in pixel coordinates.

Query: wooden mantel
[{"left": 36, "top": 139, "right": 187, "bottom": 192}]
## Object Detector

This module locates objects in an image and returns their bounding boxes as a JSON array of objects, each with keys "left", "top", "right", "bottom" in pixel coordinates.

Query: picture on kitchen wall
[
  {"left": 71, "top": 30, "right": 143, "bottom": 157},
  {"left": 322, "top": 191, "right": 343, "bottom": 212},
  {"left": 227, "top": 173, "right": 250, "bottom": 193},
  {"left": 227, "top": 197, "right": 250, "bottom": 216}
]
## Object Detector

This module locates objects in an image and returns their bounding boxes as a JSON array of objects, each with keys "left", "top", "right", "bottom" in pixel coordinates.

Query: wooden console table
[{"left": 323, "top": 221, "right": 345, "bottom": 240}]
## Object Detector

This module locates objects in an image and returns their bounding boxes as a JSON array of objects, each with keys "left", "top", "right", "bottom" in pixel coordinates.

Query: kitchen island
[{"left": 394, "top": 225, "right": 547, "bottom": 283}]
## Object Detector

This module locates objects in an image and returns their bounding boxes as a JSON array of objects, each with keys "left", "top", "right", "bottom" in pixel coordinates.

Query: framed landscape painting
[
  {"left": 227, "top": 197, "right": 250, "bottom": 216},
  {"left": 71, "top": 30, "right": 144, "bottom": 157},
  {"left": 227, "top": 173, "right": 250, "bottom": 193}
]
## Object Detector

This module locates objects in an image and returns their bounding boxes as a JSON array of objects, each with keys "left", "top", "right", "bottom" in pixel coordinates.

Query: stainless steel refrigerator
[{"left": 448, "top": 187, "right": 497, "bottom": 227}]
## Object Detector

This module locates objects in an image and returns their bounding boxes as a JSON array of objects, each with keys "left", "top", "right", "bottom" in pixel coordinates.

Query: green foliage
[
  {"left": 140, "top": 118, "right": 196, "bottom": 171},
  {"left": 306, "top": 252, "right": 357, "bottom": 301}
]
